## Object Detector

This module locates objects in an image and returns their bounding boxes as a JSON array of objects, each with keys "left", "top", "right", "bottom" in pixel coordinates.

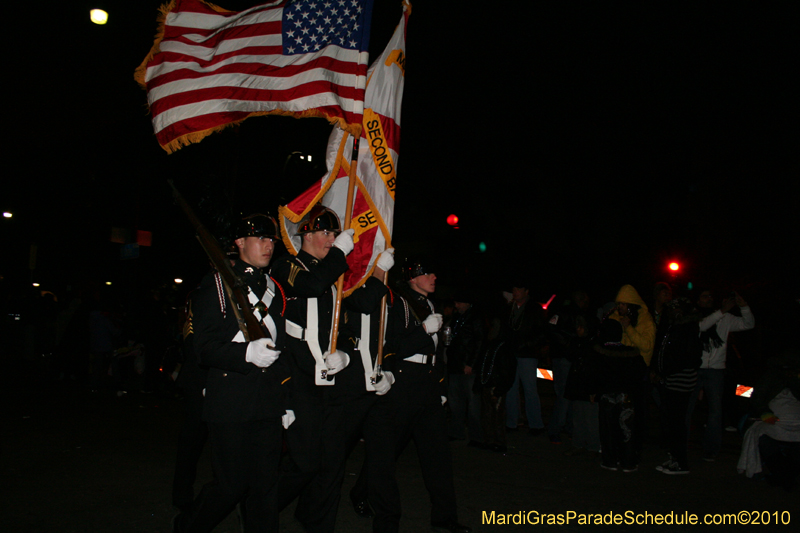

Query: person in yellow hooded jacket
[
  {"left": 609, "top": 284, "right": 656, "bottom": 365},
  {"left": 606, "top": 284, "right": 656, "bottom": 470}
]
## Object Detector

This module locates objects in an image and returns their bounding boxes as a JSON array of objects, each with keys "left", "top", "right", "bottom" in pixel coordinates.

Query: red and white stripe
[{"left": 136, "top": 0, "right": 370, "bottom": 153}]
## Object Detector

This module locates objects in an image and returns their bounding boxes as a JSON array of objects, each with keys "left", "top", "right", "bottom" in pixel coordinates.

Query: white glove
[
  {"left": 245, "top": 338, "right": 280, "bottom": 368},
  {"left": 324, "top": 349, "right": 350, "bottom": 375},
  {"left": 376, "top": 248, "right": 395, "bottom": 271},
  {"left": 373, "top": 371, "right": 395, "bottom": 396},
  {"left": 441, "top": 395, "right": 448, "bottom": 406},
  {"left": 422, "top": 313, "right": 443, "bottom": 334},
  {"left": 332, "top": 229, "right": 355, "bottom": 255},
  {"left": 282, "top": 409, "right": 296, "bottom": 429}
]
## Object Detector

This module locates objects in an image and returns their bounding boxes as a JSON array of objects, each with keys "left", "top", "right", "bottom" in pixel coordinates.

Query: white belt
[
  {"left": 285, "top": 319, "right": 305, "bottom": 341},
  {"left": 404, "top": 354, "right": 435, "bottom": 365}
]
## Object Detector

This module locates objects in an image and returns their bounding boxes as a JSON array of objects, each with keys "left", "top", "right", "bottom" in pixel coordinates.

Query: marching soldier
[
  {"left": 270, "top": 205, "right": 358, "bottom": 528},
  {"left": 352, "top": 259, "right": 472, "bottom": 533},
  {"left": 171, "top": 290, "right": 209, "bottom": 515},
  {"left": 303, "top": 247, "right": 401, "bottom": 533},
  {"left": 174, "top": 214, "right": 290, "bottom": 533}
]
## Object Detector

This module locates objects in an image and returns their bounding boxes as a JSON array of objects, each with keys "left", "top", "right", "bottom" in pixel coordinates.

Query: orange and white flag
[{"left": 280, "top": 2, "right": 409, "bottom": 296}]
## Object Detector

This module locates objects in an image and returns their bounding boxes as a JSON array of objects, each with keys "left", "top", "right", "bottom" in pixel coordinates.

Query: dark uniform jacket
[
  {"left": 192, "top": 259, "right": 290, "bottom": 423},
  {"left": 176, "top": 291, "right": 207, "bottom": 391},
  {"left": 386, "top": 286, "right": 446, "bottom": 403},
  {"left": 328, "top": 277, "right": 394, "bottom": 404},
  {"left": 270, "top": 248, "right": 349, "bottom": 393}
]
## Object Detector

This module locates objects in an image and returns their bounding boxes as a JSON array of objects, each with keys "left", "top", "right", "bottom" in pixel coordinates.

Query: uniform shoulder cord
[
  {"left": 214, "top": 272, "right": 227, "bottom": 318},
  {"left": 270, "top": 276, "right": 287, "bottom": 317}
]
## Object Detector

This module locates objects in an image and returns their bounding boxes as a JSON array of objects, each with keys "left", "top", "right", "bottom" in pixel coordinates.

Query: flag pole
[
  {"left": 329, "top": 134, "right": 359, "bottom": 353},
  {"left": 326, "top": 3, "right": 375, "bottom": 355},
  {"left": 371, "top": 249, "right": 391, "bottom": 383}
]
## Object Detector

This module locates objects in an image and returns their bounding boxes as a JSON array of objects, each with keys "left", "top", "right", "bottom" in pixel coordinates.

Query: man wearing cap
[
  {"left": 504, "top": 280, "right": 548, "bottom": 436},
  {"left": 269, "top": 205, "right": 359, "bottom": 526},
  {"left": 174, "top": 214, "right": 289, "bottom": 533},
  {"left": 352, "top": 260, "right": 472, "bottom": 533},
  {"left": 446, "top": 291, "right": 485, "bottom": 445}
]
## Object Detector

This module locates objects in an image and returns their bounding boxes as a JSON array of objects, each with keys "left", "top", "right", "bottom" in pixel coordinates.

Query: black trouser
[
  {"left": 278, "top": 389, "right": 325, "bottom": 520},
  {"left": 448, "top": 374, "right": 483, "bottom": 442},
  {"left": 353, "top": 365, "right": 459, "bottom": 524},
  {"left": 172, "top": 389, "right": 208, "bottom": 512},
  {"left": 759, "top": 436, "right": 800, "bottom": 489},
  {"left": 180, "top": 418, "right": 282, "bottom": 533},
  {"left": 663, "top": 387, "right": 692, "bottom": 468},
  {"left": 632, "top": 377, "right": 649, "bottom": 456},
  {"left": 303, "top": 393, "right": 400, "bottom": 533},
  {"left": 599, "top": 392, "right": 637, "bottom": 469},
  {"left": 480, "top": 389, "right": 506, "bottom": 447}
]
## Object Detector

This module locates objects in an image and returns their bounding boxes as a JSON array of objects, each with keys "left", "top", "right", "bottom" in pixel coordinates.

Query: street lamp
[{"left": 90, "top": 9, "right": 108, "bottom": 25}]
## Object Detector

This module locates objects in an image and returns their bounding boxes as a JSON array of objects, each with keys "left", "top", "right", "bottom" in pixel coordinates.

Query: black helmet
[
  {"left": 235, "top": 214, "right": 279, "bottom": 240},
  {"left": 297, "top": 205, "right": 341, "bottom": 235},
  {"left": 403, "top": 258, "right": 433, "bottom": 281}
]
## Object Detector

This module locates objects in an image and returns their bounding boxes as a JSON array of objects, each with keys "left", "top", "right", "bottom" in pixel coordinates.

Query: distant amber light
[{"left": 90, "top": 9, "right": 108, "bottom": 25}]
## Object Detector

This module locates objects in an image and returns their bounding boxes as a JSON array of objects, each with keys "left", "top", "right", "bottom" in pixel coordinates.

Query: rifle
[{"left": 168, "top": 180, "right": 265, "bottom": 342}]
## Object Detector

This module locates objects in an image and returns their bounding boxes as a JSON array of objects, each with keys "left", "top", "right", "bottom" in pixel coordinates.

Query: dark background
[
  {"left": 2, "top": 0, "right": 798, "bottom": 307},
  {"left": 2, "top": 4, "right": 797, "bottom": 529}
]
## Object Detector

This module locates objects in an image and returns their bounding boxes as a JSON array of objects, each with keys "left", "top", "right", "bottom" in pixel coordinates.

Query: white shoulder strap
[
  {"left": 306, "top": 285, "right": 337, "bottom": 386},
  {"left": 360, "top": 313, "right": 376, "bottom": 391},
  {"left": 359, "top": 308, "right": 390, "bottom": 391}
]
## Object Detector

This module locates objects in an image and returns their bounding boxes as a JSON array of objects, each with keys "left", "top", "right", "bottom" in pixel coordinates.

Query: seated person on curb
[{"left": 737, "top": 348, "right": 800, "bottom": 490}]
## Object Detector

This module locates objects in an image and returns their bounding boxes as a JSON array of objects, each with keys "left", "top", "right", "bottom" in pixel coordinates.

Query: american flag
[
  {"left": 280, "top": 2, "right": 409, "bottom": 295},
  {"left": 135, "top": 0, "right": 374, "bottom": 153}
]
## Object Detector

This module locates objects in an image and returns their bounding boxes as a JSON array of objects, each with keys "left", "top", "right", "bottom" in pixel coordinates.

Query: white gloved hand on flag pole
[
  {"left": 373, "top": 371, "right": 395, "bottom": 396},
  {"left": 333, "top": 229, "right": 355, "bottom": 255},
  {"left": 376, "top": 248, "right": 395, "bottom": 271},
  {"left": 324, "top": 350, "right": 350, "bottom": 375}
]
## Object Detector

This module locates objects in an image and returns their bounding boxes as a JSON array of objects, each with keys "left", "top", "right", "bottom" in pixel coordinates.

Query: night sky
[{"left": 3, "top": 1, "right": 798, "bottom": 305}]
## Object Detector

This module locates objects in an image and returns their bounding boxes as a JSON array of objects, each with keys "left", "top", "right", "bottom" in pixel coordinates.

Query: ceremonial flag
[
  {"left": 135, "top": 0, "right": 374, "bottom": 154},
  {"left": 280, "top": 2, "right": 409, "bottom": 296}
]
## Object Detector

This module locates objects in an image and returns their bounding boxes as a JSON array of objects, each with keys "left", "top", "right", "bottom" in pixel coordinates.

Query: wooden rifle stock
[{"left": 168, "top": 180, "right": 265, "bottom": 342}]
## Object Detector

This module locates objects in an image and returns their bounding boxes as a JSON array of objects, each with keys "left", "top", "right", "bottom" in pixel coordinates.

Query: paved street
[{"left": 3, "top": 357, "right": 797, "bottom": 533}]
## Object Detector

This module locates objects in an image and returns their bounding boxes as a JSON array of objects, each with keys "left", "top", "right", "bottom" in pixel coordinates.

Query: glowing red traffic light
[
  {"left": 446, "top": 214, "right": 459, "bottom": 226},
  {"left": 669, "top": 262, "right": 680, "bottom": 272}
]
